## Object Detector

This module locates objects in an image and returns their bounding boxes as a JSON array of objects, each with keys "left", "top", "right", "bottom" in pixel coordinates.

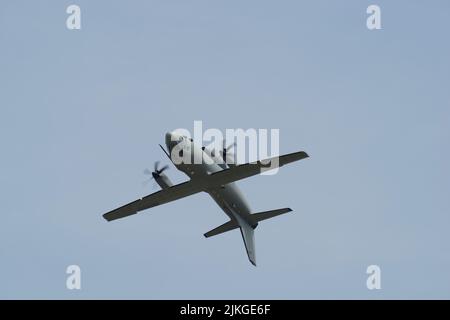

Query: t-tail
[{"left": 204, "top": 207, "right": 293, "bottom": 266}]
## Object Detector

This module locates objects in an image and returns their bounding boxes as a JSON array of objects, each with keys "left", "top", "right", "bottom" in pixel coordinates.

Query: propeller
[
  {"left": 153, "top": 161, "right": 169, "bottom": 176},
  {"left": 207, "top": 140, "right": 236, "bottom": 164},
  {"left": 142, "top": 161, "right": 169, "bottom": 187},
  {"left": 220, "top": 140, "right": 236, "bottom": 164}
]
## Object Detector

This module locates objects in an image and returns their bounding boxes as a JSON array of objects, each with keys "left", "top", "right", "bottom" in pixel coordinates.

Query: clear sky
[{"left": 1, "top": 1, "right": 449, "bottom": 299}]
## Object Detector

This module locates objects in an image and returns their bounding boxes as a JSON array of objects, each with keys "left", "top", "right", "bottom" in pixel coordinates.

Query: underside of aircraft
[{"left": 103, "top": 132, "right": 309, "bottom": 266}]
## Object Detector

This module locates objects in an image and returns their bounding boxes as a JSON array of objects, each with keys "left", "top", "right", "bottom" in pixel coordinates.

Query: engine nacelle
[{"left": 153, "top": 172, "right": 173, "bottom": 189}]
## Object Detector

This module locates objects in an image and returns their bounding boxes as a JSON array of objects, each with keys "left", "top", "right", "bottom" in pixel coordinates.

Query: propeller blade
[
  {"left": 221, "top": 140, "right": 236, "bottom": 163},
  {"left": 143, "top": 160, "right": 169, "bottom": 188},
  {"left": 226, "top": 142, "right": 236, "bottom": 151},
  {"left": 159, "top": 164, "right": 169, "bottom": 173},
  {"left": 222, "top": 139, "right": 226, "bottom": 154},
  {"left": 154, "top": 161, "right": 160, "bottom": 172}
]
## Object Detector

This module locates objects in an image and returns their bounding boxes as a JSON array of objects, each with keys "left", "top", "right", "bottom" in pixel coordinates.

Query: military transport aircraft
[{"left": 103, "top": 131, "right": 309, "bottom": 266}]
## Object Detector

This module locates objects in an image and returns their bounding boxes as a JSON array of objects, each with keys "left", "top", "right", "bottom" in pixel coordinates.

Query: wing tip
[{"left": 296, "top": 151, "right": 309, "bottom": 159}]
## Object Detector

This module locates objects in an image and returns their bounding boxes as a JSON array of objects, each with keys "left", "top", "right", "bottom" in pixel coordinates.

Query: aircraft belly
[{"left": 207, "top": 182, "right": 252, "bottom": 222}]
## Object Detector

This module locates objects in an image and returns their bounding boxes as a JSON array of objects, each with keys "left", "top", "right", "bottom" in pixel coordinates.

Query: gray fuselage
[{"left": 165, "top": 132, "right": 255, "bottom": 227}]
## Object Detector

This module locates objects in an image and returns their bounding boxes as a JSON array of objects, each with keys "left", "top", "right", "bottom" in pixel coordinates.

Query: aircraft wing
[
  {"left": 103, "top": 181, "right": 203, "bottom": 221},
  {"left": 207, "top": 150, "right": 309, "bottom": 187},
  {"left": 103, "top": 151, "right": 308, "bottom": 222}
]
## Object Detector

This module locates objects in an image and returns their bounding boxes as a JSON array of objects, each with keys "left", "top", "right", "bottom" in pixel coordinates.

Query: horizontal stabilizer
[
  {"left": 250, "top": 208, "right": 292, "bottom": 224},
  {"left": 204, "top": 220, "right": 239, "bottom": 238}
]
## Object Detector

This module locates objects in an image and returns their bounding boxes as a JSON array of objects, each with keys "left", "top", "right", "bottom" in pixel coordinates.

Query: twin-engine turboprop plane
[{"left": 103, "top": 131, "right": 309, "bottom": 266}]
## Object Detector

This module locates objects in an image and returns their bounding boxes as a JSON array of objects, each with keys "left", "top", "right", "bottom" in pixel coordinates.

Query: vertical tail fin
[
  {"left": 204, "top": 207, "right": 293, "bottom": 266},
  {"left": 239, "top": 222, "right": 256, "bottom": 266},
  {"left": 226, "top": 203, "right": 257, "bottom": 266}
]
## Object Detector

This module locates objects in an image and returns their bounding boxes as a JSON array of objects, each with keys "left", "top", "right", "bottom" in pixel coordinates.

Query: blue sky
[{"left": 1, "top": 1, "right": 449, "bottom": 299}]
